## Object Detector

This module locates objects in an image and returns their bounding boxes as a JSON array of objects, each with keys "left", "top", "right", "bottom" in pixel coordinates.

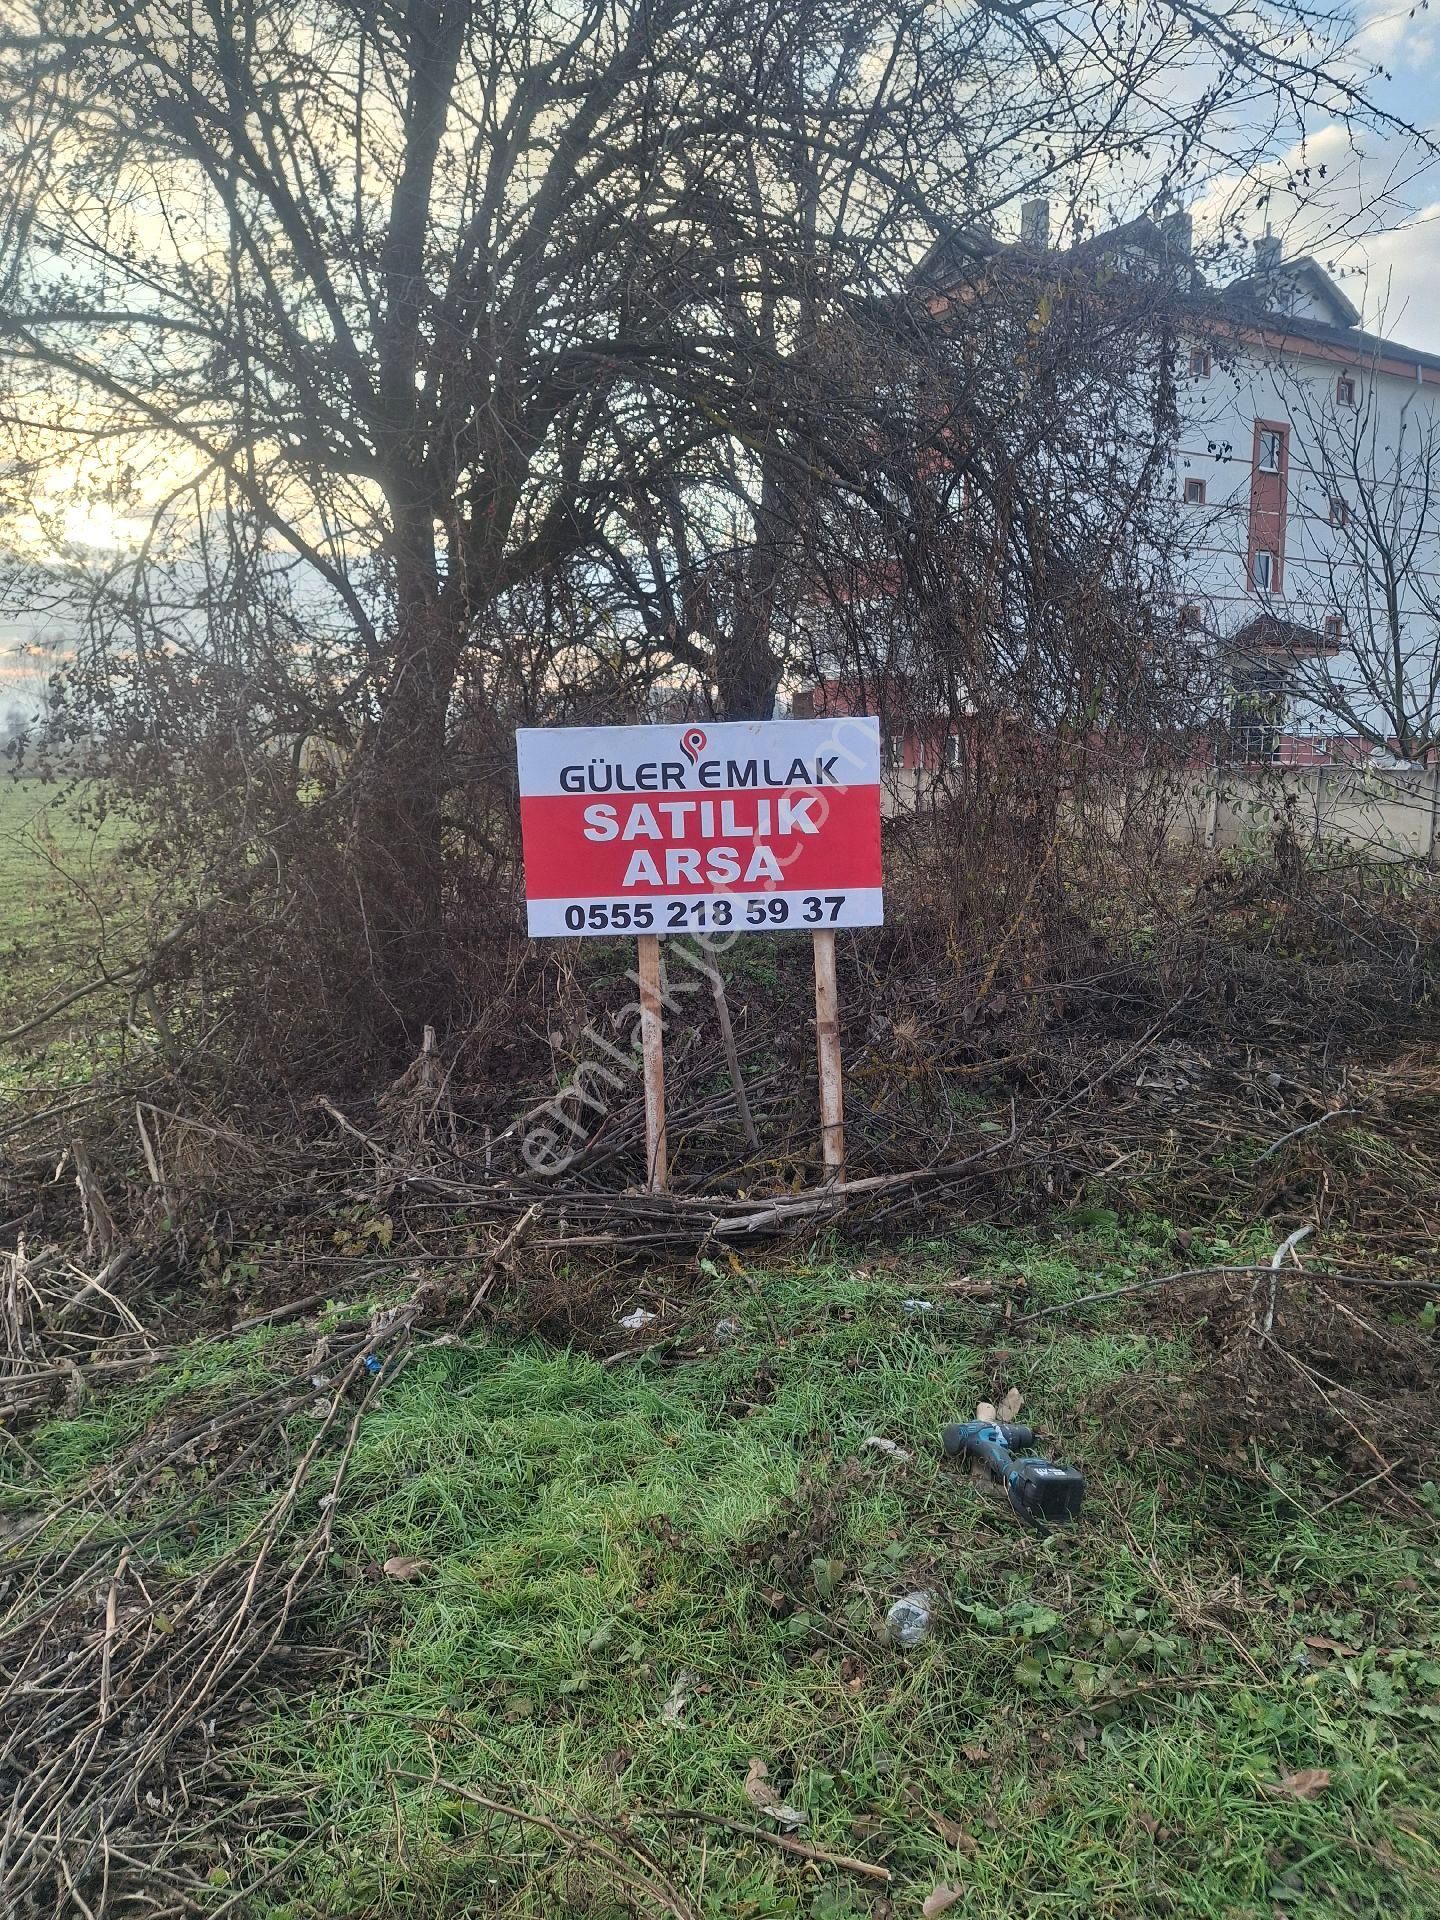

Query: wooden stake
[
  {"left": 636, "top": 933, "right": 668, "bottom": 1192},
  {"left": 812, "top": 929, "right": 845, "bottom": 1182}
]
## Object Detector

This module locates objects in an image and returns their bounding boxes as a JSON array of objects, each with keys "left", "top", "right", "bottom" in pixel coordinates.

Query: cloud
[
  {"left": 1354, "top": 0, "right": 1438, "bottom": 66},
  {"left": 1352, "top": 205, "right": 1440, "bottom": 349}
]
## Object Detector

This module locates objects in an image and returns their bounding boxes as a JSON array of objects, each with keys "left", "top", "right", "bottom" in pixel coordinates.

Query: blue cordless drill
[{"left": 942, "top": 1421, "right": 1085, "bottom": 1524}]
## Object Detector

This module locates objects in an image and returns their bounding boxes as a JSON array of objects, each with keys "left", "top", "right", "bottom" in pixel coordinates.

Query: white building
[
  {"left": 1173, "top": 232, "right": 1440, "bottom": 763},
  {"left": 917, "top": 209, "right": 1440, "bottom": 765}
]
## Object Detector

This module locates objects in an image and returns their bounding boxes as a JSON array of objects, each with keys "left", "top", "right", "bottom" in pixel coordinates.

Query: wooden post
[
  {"left": 636, "top": 933, "right": 668, "bottom": 1192},
  {"left": 812, "top": 929, "right": 845, "bottom": 1182}
]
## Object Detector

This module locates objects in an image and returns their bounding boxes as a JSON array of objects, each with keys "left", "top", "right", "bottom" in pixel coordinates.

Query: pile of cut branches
[{"left": 0, "top": 1260, "right": 446, "bottom": 1915}]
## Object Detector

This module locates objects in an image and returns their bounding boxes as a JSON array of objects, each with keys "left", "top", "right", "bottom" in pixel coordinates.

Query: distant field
[
  {"left": 0, "top": 777, "right": 134, "bottom": 1044},
  {"left": 0, "top": 776, "right": 126, "bottom": 937}
]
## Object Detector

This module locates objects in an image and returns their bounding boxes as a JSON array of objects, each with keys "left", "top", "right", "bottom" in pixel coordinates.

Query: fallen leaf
[
  {"left": 997, "top": 1386, "right": 1024, "bottom": 1422},
  {"left": 960, "top": 1743, "right": 992, "bottom": 1764},
  {"left": 860, "top": 1436, "right": 913, "bottom": 1463},
  {"left": 927, "top": 1809, "right": 978, "bottom": 1853},
  {"left": 1304, "top": 1636, "right": 1361, "bottom": 1661},
  {"left": 381, "top": 1555, "right": 432, "bottom": 1581},
  {"left": 743, "top": 1758, "right": 807, "bottom": 1830},
  {"left": 658, "top": 1669, "right": 698, "bottom": 1725},
  {"left": 1263, "top": 1768, "right": 1332, "bottom": 1802},
  {"left": 974, "top": 1400, "right": 996, "bottom": 1423},
  {"left": 811, "top": 1556, "right": 847, "bottom": 1600},
  {"left": 923, "top": 1886, "right": 964, "bottom": 1916}
]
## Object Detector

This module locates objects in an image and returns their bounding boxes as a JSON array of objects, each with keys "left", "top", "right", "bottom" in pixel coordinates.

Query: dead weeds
[{"left": 1092, "top": 1262, "right": 1439, "bottom": 1501}]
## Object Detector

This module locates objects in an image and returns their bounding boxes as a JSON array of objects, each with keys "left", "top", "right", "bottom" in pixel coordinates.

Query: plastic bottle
[{"left": 885, "top": 1591, "right": 933, "bottom": 1647}]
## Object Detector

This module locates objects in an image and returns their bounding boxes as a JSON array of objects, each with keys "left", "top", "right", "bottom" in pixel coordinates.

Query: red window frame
[{"left": 1248, "top": 420, "right": 1289, "bottom": 594}]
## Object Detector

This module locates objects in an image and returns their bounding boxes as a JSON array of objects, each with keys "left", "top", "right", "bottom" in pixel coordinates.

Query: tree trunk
[
  {"left": 716, "top": 464, "right": 788, "bottom": 720},
  {"left": 716, "top": 603, "right": 784, "bottom": 720},
  {"left": 352, "top": 601, "right": 459, "bottom": 1041}
]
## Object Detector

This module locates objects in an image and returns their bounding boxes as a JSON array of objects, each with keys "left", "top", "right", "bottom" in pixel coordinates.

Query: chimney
[
  {"left": 1160, "top": 209, "right": 1192, "bottom": 258},
  {"left": 1254, "top": 227, "right": 1282, "bottom": 273},
  {"left": 1020, "top": 198, "right": 1050, "bottom": 252}
]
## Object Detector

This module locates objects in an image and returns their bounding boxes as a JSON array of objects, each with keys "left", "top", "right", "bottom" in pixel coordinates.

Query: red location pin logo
[{"left": 680, "top": 727, "right": 708, "bottom": 765}]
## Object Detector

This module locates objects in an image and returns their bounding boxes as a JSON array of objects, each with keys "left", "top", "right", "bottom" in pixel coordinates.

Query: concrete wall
[
  {"left": 1172, "top": 765, "right": 1440, "bottom": 860},
  {"left": 886, "top": 763, "right": 1440, "bottom": 861}
]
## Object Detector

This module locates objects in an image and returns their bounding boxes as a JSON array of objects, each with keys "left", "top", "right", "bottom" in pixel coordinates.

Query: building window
[
  {"left": 1336, "top": 375, "right": 1356, "bottom": 407},
  {"left": 1183, "top": 477, "right": 1206, "bottom": 505},
  {"left": 888, "top": 734, "right": 905, "bottom": 770},
  {"left": 1257, "top": 428, "right": 1285, "bottom": 474},
  {"left": 1189, "top": 348, "right": 1212, "bottom": 377},
  {"left": 1252, "top": 550, "right": 1277, "bottom": 591},
  {"left": 1328, "top": 496, "right": 1349, "bottom": 529},
  {"left": 1322, "top": 613, "right": 1345, "bottom": 643},
  {"left": 944, "top": 731, "right": 961, "bottom": 768}
]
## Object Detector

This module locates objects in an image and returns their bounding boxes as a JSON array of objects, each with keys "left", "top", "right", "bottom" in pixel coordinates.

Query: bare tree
[
  {"left": 0, "top": 0, "right": 1428, "bottom": 1037},
  {"left": 1282, "top": 367, "right": 1440, "bottom": 763}
]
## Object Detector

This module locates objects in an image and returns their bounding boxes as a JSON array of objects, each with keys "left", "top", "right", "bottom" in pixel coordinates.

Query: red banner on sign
[{"left": 516, "top": 718, "right": 884, "bottom": 938}]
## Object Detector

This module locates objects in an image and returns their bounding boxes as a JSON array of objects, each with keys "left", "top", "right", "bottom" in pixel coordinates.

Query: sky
[{"left": 1310, "top": 1, "right": 1440, "bottom": 350}]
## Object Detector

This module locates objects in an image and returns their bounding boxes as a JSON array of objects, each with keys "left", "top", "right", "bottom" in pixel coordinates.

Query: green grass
[
  {"left": 19, "top": 1228, "right": 1440, "bottom": 1918},
  {"left": 0, "top": 774, "right": 126, "bottom": 944},
  {"left": 11, "top": 1323, "right": 297, "bottom": 1493},
  {"left": 0, "top": 774, "right": 139, "bottom": 1097}
]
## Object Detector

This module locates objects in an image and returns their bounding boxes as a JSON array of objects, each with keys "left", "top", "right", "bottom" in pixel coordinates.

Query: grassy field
[
  {"left": 0, "top": 774, "right": 137, "bottom": 1102},
  {"left": 0, "top": 774, "right": 125, "bottom": 943},
  {"left": 14, "top": 1220, "right": 1440, "bottom": 1918}
]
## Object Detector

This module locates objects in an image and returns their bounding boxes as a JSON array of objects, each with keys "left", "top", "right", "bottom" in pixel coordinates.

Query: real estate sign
[{"left": 516, "top": 717, "right": 884, "bottom": 938}]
